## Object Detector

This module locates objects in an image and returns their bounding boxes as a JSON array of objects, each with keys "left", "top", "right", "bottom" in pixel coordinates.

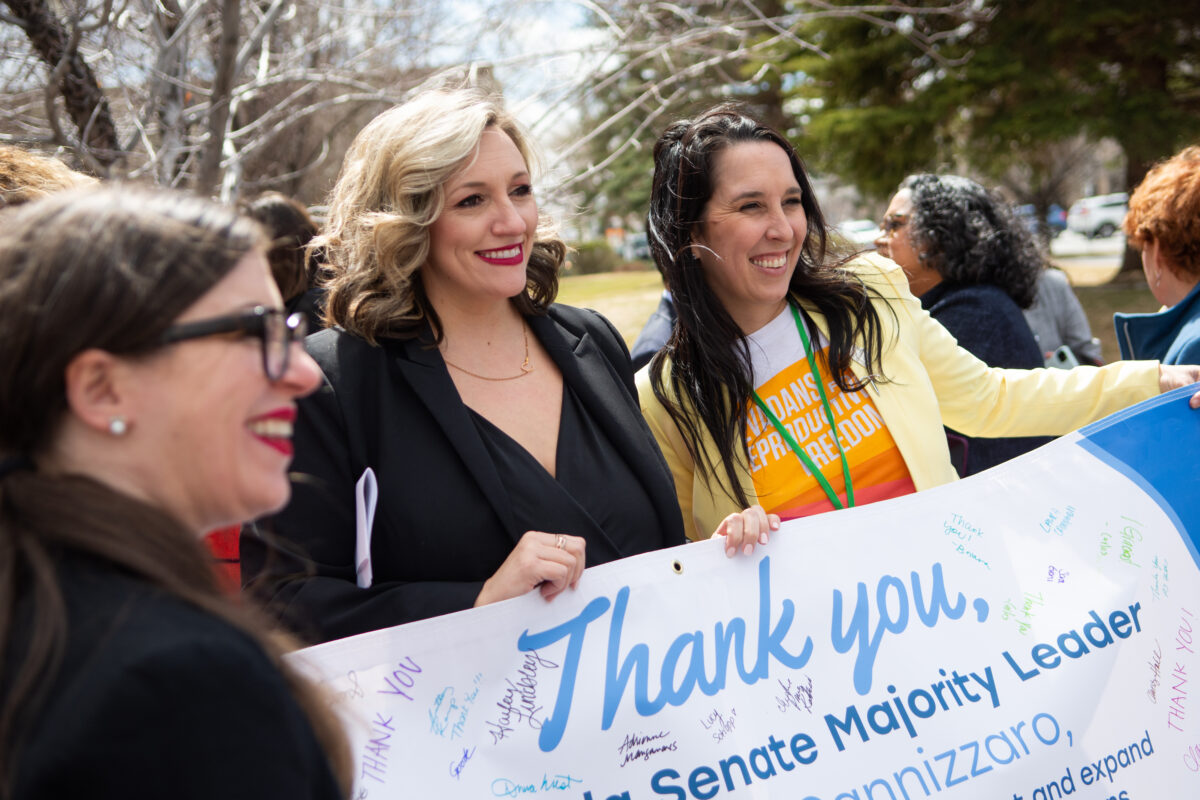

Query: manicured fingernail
[
  {"left": 771, "top": 519, "right": 780, "bottom": 530},
  {"left": 759, "top": 533, "right": 769, "bottom": 545},
  {"left": 743, "top": 543, "right": 754, "bottom": 556},
  {"left": 726, "top": 545, "right": 736, "bottom": 558}
]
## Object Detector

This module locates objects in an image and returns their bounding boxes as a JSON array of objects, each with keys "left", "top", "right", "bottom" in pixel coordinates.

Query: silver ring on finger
[{"left": 555, "top": 534, "right": 566, "bottom": 550}]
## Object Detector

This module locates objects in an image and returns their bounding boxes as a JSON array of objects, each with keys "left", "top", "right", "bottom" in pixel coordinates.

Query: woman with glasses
[
  {"left": 873, "top": 174, "right": 1052, "bottom": 476},
  {"left": 0, "top": 187, "right": 350, "bottom": 798},
  {"left": 637, "top": 105, "right": 1200, "bottom": 546},
  {"left": 241, "top": 86, "right": 687, "bottom": 644}
]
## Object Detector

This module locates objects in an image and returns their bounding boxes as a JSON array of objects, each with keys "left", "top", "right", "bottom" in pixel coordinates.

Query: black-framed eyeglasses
[
  {"left": 880, "top": 215, "right": 910, "bottom": 236},
  {"left": 159, "top": 306, "right": 306, "bottom": 381}
]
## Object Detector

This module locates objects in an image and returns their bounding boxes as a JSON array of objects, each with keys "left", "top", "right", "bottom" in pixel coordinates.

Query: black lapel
[
  {"left": 530, "top": 312, "right": 682, "bottom": 552},
  {"left": 389, "top": 334, "right": 521, "bottom": 542}
]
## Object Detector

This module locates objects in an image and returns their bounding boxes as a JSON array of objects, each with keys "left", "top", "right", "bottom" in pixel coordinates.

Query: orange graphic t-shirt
[{"left": 745, "top": 307, "right": 915, "bottom": 520}]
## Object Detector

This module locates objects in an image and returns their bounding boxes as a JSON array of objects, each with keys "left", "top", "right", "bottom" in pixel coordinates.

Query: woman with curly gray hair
[{"left": 875, "top": 174, "right": 1049, "bottom": 476}]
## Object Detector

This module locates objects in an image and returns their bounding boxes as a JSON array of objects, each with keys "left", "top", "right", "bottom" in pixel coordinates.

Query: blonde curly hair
[
  {"left": 0, "top": 145, "right": 96, "bottom": 208},
  {"left": 318, "top": 87, "right": 565, "bottom": 343}
]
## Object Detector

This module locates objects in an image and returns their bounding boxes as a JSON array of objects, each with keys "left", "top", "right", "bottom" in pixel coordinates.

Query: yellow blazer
[{"left": 637, "top": 254, "right": 1161, "bottom": 541}]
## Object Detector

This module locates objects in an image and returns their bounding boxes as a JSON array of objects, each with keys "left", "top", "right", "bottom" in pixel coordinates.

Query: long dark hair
[
  {"left": 648, "top": 105, "right": 887, "bottom": 510},
  {"left": 0, "top": 188, "right": 351, "bottom": 796},
  {"left": 900, "top": 174, "right": 1042, "bottom": 308}
]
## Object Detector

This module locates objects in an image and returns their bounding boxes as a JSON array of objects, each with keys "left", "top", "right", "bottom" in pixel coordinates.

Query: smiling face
[
  {"left": 691, "top": 141, "right": 808, "bottom": 334},
  {"left": 422, "top": 127, "right": 539, "bottom": 313},
  {"left": 117, "top": 251, "right": 322, "bottom": 533}
]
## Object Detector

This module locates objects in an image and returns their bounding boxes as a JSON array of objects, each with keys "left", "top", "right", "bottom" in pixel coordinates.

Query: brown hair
[
  {"left": 647, "top": 105, "right": 887, "bottom": 511},
  {"left": 1124, "top": 144, "right": 1200, "bottom": 278},
  {"left": 0, "top": 187, "right": 351, "bottom": 796},
  {"left": 318, "top": 86, "right": 565, "bottom": 343},
  {"left": 242, "top": 191, "right": 320, "bottom": 302}
]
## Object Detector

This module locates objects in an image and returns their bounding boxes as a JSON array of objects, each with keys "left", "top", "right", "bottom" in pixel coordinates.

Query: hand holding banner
[{"left": 291, "top": 388, "right": 1200, "bottom": 798}]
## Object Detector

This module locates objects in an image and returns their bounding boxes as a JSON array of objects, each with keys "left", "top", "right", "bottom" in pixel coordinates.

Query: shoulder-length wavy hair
[
  {"left": 0, "top": 187, "right": 351, "bottom": 796},
  {"left": 318, "top": 87, "right": 566, "bottom": 343},
  {"left": 900, "top": 174, "right": 1042, "bottom": 308},
  {"left": 648, "top": 104, "right": 887, "bottom": 511},
  {"left": 1124, "top": 145, "right": 1200, "bottom": 279}
]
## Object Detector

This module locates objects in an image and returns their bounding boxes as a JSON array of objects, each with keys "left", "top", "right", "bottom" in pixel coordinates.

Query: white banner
[{"left": 292, "top": 387, "right": 1200, "bottom": 799}]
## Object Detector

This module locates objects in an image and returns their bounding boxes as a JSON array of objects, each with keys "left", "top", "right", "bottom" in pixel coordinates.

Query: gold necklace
[{"left": 442, "top": 319, "right": 534, "bottom": 381}]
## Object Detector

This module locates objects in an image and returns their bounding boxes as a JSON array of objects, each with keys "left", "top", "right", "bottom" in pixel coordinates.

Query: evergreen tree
[{"left": 780, "top": 0, "right": 1200, "bottom": 248}]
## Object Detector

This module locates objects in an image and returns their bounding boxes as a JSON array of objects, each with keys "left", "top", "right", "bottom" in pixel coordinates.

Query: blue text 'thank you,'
[{"left": 517, "top": 557, "right": 989, "bottom": 752}]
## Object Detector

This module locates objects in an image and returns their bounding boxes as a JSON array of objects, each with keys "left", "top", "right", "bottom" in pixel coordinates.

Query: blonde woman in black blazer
[{"left": 242, "top": 87, "right": 687, "bottom": 644}]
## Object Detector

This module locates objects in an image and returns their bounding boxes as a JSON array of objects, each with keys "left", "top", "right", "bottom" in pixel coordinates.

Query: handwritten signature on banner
[
  {"left": 1046, "top": 566, "right": 1070, "bottom": 584},
  {"left": 775, "top": 675, "right": 815, "bottom": 715},
  {"left": 1001, "top": 591, "right": 1045, "bottom": 636},
  {"left": 616, "top": 730, "right": 677, "bottom": 767},
  {"left": 490, "top": 773, "right": 582, "bottom": 797},
  {"left": 1147, "top": 640, "right": 1163, "bottom": 702},
  {"left": 449, "top": 747, "right": 475, "bottom": 780},
  {"left": 942, "top": 512, "right": 990, "bottom": 569},
  {"left": 1040, "top": 505, "right": 1076, "bottom": 536},
  {"left": 485, "top": 650, "right": 559, "bottom": 745},
  {"left": 700, "top": 708, "right": 736, "bottom": 744},
  {"left": 1099, "top": 515, "right": 1144, "bottom": 568},
  {"left": 1152, "top": 556, "right": 1170, "bottom": 601},
  {"left": 430, "top": 673, "right": 483, "bottom": 740}
]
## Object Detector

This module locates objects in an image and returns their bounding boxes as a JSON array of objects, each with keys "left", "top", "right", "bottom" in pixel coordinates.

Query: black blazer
[
  {"left": 920, "top": 282, "right": 1053, "bottom": 476},
  {"left": 242, "top": 305, "right": 686, "bottom": 643},
  {"left": 8, "top": 556, "right": 341, "bottom": 800}
]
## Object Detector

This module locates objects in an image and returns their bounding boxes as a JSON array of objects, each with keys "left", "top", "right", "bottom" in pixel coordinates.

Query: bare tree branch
[
  {"left": 195, "top": 0, "right": 240, "bottom": 194},
  {"left": 3, "top": 0, "right": 122, "bottom": 167}
]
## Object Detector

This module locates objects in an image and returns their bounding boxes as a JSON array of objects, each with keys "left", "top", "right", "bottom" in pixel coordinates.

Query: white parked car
[
  {"left": 1066, "top": 192, "right": 1127, "bottom": 239},
  {"left": 834, "top": 218, "right": 882, "bottom": 247}
]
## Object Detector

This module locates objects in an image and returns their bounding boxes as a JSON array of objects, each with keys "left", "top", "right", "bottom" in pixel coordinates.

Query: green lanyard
[{"left": 750, "top": 303, "right": 855, "bottom": 510}]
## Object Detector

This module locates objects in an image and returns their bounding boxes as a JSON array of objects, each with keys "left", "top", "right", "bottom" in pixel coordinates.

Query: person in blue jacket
[{"left": 1115, "top": 145, "right": 1200, "bottom": 365}]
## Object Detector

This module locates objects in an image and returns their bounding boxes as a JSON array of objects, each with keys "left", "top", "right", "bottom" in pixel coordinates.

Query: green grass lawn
[
  {"left": 1075, "top": 279, "right": 1159, "bottom": 363},
  {"left": 557, "top": 271, "right": 665, "bottom": 347},
  {"left": 558, "top": 269, "right": 1161, "bottom": 362}
]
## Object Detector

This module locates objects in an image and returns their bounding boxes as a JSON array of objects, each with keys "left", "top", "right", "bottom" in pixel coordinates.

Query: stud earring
[{"left": 108, "top": 416, "right": 128, "bottom": 436}]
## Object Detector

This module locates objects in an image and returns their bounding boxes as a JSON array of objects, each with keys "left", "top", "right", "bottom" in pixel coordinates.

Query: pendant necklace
[{"left": 442, "top": 319, "right": 535, "bottom": 381}]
